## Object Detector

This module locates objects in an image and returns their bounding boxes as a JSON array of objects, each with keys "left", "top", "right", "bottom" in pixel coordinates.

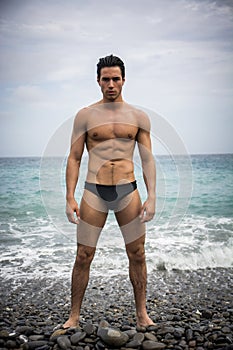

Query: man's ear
[{"left": 97, "top": 76, "right": 100, "bottom": 85}]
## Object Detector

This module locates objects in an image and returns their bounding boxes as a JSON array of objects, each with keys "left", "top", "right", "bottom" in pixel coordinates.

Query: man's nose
[{"left": 108, "top": 79, "right": 114, "bottom": 87}]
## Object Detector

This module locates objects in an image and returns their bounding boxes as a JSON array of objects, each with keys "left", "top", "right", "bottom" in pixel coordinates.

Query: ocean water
[{"left": 0, "top": 154, "right": 232, "bottom": 281}]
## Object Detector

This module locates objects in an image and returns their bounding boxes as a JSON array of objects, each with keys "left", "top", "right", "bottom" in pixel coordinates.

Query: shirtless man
[{"left": 64, "top": 55, "right": 156, "bottom": 328}]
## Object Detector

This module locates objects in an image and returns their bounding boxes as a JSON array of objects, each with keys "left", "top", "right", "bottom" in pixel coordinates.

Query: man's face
[{"left": 98, "top": 66, "right": 125, "bottom": 102}]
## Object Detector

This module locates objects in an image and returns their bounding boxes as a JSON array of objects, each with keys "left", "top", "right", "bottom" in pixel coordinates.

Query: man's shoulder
[
  {"left": 76, "top": 99, "right": 101, "bottom": 112},
  {"left": 75, "top": 101, "right": 103, "bottom": 117},
  {"left": 75, "top": 103, "right": 97, "bottom": 119},
  {"left": 73, "top": 101, "right": 102, "bottom": 129},
  {"left": 88, "top": 100, "right": 103, "bottom": 108},
  {"left": 131, "top": 106, "right": 150, "bottom": 131}
]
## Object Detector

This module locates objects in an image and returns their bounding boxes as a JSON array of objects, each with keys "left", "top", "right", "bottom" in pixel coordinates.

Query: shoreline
[{"left": 0, "top": 268, "right": 233, "bottom": 349}]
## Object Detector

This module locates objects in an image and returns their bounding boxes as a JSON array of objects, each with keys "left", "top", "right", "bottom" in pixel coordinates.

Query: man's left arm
[{"left": 137, "top": 126, "right": 156, "bottom": 223}]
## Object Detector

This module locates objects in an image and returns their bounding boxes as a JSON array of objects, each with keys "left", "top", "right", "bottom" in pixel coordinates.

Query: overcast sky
[{"left": 0, "top": 0, "right": 233, "bottom": 156}]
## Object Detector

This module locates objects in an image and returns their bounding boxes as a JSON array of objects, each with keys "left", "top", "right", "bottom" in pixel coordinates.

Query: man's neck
[
  {"left": 102, "top": 95, "right": 124, "bottom": 104},
  {"left": 99, "top": 100, "right": 125, "bottom": 111}
]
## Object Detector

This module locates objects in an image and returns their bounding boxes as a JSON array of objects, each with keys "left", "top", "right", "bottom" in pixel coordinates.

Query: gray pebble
[
  {"left": 70, "top": 332, "right": 87, "bottom": 345},
  {"left": 15, "top": 326, "right": 34, "bottom": 336},
  {"left": 24, "top": 340, "right": 48, "bottom": 350},
  {"left": 0, "top": 330, "right": 9, "bottom": 338},
  {"left": 157, "top": 326, "right": 174, "bottom": 335},
  {"left": 98, "top": 327, "right": 129, "bottom": 347},
  {"left": 136, "top": 325, "right": 146, "bottom": 332},
  {"left": 144, "top": 332, "right": 158, "bottom": 342},
  {"left": 146, "top": 325, "right": 158, "bottom": 332},
  {"left": 125, "top": 339, "right": 142, "bottom": 348},
  {"left": 185, "top": 328, "right": 193, "bottom": 341},
  {"left": 57, "top": 335, "right": 71, "bottom": 349},
  {"left": 142, "top": 340, "right": 166, "bottom": 350},
  {"left": 1, "top": 268, "right": 233, "bottom": 350},
  {"left": 29, "top": 335, "right": 45, "bottom": 341},
  {"left": 19, "top": 334, "right": 28, "bottom": 344},
  {"left": 124, "top": 329, "right": 137, "bottom": 338},
  {"left": 6, "top": 339, "right": 17, "bottom": 349},
  {"left": 133, "top": 332, "right": 145, "bottom": 342},
  {"left": 83, "top": 323, "right": 95, "bottom": 335}
]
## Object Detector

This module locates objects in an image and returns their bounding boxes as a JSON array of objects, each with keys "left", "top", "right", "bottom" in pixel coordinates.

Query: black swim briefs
[{"left": 84, "top": 180, "right": 137, "bottom": 210}]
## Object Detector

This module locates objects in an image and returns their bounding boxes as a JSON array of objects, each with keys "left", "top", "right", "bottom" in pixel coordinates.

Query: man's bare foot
[
  {"left": 137, "top": 315, "right": 156, "bottom": 328},
  {"left": 63, "top": 318, "right": 79, "bottom": 329}
]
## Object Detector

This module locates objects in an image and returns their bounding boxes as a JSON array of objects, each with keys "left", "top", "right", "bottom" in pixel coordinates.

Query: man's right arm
[{"left": 66, "top": 110, "right": 86, "bottom": 224}]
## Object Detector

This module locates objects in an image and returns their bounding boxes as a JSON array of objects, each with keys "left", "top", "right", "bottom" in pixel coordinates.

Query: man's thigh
[
  {"left": 114, "top": 190, "right": 146, "bottom": 245},
  {"left": 77, "top": 190, "right": 108, "bottom": 247}
]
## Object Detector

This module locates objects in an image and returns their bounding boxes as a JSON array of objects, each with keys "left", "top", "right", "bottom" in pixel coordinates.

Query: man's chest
[
  {"left": 86, "top": 109, "right": 139, "bottom": 141},
  {"left": 87, "top": 123, "right": 139, "bottom": 141}
]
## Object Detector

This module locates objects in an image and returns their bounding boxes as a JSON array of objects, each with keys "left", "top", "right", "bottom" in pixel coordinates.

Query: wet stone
[
  {"left": 6, "top": 339, "right": 17, "bottom": 348},
  {"left": 133, "top": 332, "right": 145, "bottom": 343},
  {"left": 157, "top": 326, "right": 174, "bottom": 335},
  {"left": 83, "top": 323, "right": 96, "bottom": 335},
  {"left": 19, "top": 334, "right": 29, "bottom": 344},
  {"left": 98, "top": 320, "right": 110, "bottom": 329},
  {"left": 57, "top": 335, "right": 71, "bottom": 349},
  {"left": 29, "top": 335, "right": 45, "bottom": 341},
  {"left": 36, "top": 346, "right": 50, "bottom": 350},
  {"left": 164, "top": 332, "right": 174, "bottom": 340},
  {"left": 136, "top": 325, "right": 147, "bottom": 333},
  {"left": 222, "top": 326, "right": 231, "bottom": 333},
  {"left": 142, "top": 340, "right": 166, "bottom": 350},
  {"left": 173, "top": 329, "right": 183, "bottom": 339},
  {"left": 125, "top": 339, "right": 142, "bottom": 348},
  {"left": 189, "top": 340, "right": 196, "bottom": 348},
  {"left": 70, "top": 332, "right": 87, "bottom": 345},
  {"left": 201, "top": 309, "right": 213, "bottom": 319},
  {"left": 0, "top": 330, "right": 10, "bottom": 338},
  {"left": 144, "top": 333, "right": 157, "bottom": 342},
  {"left": 15, "top": 326, "right": 34, "bottom": 336},
  {"left": 97, "top": 327, "right": 129, "bottom": 347},
  {"left": 179, "top": 340, "right": 188, "bottom": 348},
  {"left": 124, "top": 329, "right": 137, "bottom": 339},
  {"left": 84, "top": 336, "right": 96, "bottom": 343},
  {"left": 50, "top": 328, "right": 68, "bottom": 340},
  {"left": 24, "top": 340, "right": 48, "bottom": 350},
  {"left": 121, "top": 325, "right": 132, "bottom": 331},
  {"left": 95, "top": 340, "right": 105, "bottom": 350},
  {"left": 146, "top": 325, "right": 159, "bottom": 332},
  {"left": 185, "top": 328, "right": 193, "bottom": 341},
  {"left": 1, "top": 269, "right": 233, "bottom": 350}
]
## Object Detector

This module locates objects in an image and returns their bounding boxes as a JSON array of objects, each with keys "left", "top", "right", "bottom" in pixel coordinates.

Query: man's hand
[
  {"left": 66, "top": 198, "right": 80, "bottom": 224},
  {"left": 139, "top": 198, "right": 155, "bottom": 223}
]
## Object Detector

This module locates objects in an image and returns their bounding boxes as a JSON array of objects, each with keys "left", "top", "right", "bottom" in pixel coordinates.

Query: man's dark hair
[{"left": 97, "top": 54, "right": 125, "bottom": 80}]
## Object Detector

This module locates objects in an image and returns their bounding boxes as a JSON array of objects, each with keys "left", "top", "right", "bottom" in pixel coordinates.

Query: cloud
[
  {"left": 11, "top": 85, "right": 46, "bottom": 103},
  {"left": 0, "top": 0, "right": 233, "bottom": 155},
  {"left": 1, "top": 0, "right": 231, "bottom": 83}
]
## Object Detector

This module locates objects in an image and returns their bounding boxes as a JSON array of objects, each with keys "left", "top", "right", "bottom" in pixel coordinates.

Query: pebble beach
[{"left": 0, "top": 268, "right": 233, "bottom": 350}]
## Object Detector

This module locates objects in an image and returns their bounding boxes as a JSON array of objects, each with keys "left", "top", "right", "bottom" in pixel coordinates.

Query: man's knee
[
  {"left": 76, "top": 245, "right": 96, "bottom": 267},
  {"left": 126, "top": 243, "right": 145, "bottom": 264}
]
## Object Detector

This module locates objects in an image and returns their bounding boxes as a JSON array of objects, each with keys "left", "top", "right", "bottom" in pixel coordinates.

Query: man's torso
[{"left": 84, "top": 103, "right": 140, "bottom": 185}]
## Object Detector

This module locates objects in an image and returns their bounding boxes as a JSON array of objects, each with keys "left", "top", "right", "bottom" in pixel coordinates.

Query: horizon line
[{"left": 0, "top": 152, "right": 233, "bottom": 158}]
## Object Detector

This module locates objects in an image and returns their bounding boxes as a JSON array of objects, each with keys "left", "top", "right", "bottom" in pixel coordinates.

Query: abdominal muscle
[
  {"left": 86, "top": 158, "right": 135, "bottom": 185},
  {"left": 86, "top": 139, "right": 136, "bottom": 185}
]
